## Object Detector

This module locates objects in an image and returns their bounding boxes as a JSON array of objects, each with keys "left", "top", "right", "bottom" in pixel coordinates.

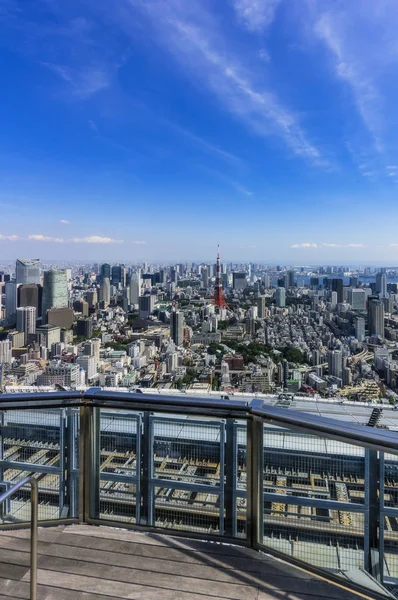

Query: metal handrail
[{"left": 0, "top": 476, "right": 38, "bottom": 600}]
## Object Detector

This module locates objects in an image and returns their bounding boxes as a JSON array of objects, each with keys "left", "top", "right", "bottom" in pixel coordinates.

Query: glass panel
[
  {"left": 151, "top": 416, "right": 225, "bottom": 534},
  {"left": 261, "top": 425, "right": 366, "bottom": 574},
  {"left": 236, "top": 422, "right": 247, "bottom": 538},
  {"left": 0, "top": 408, "right": 78, "bottom": 522},
  {"left": 98, "top": 410, "right": 140, "bottom": 523}
]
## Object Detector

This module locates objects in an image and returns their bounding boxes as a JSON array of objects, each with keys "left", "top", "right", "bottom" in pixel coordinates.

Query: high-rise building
[
  {"left": 349, "top": 289, "right": 366, "bottom": 311},
  {"left": 99, "top": 278, "right": 111, "bottom": 307},
  {"left": 332, "top": 279, "right": 343, "bottom": 303},
  {"left": 76, "top": 317, "right": 93, "bottom": 339},
  {"left": 170, "top": 310, "right": 185, "bottom": 346},
  {"left": 139, "top": 295, "right": 155, "bottom": 318},
  {"left": 111, "top": 265, "right": 125, "bottom": 286},
  {"left": 16, "top": 306, "right": 36, "bottom": 344},
  {"left": 0, "top": 340, "right": 12, "bottom": 364},
  {"left": 18, "top": 284, "right": 42, "bottom": 315},
  {"left": 130, "top": 271, "right": 141, "bottom": 306},
  {"left": 5, "top": 281, "right": 17, "bottom": 325},
  {"left": 284, "top": 270, "right": 295, "bottom": 289},
  {"left": 257, "top": 296, "right": 266, "bottom": 319},
  {"left": 275, "top": 287, "right": 286, "bottom": 308},
  {"left": 368, "top": 299, "right": 385, "bottom": 338},
  {"left": 233, "top": 272, "right": 247, "bottom": 290},
  {"left": 100, "top": 263, "right": 111, "bottom": 280},
  {"left": 42, "top": 270, "right": 68, "bottom": 322},
  {"left": 201, "top": 267, "right": 209, "bottom": 288},
  {"left": 328, "top": 350, "right": 342, "bottom": 379},
  {"left": 263, "top": 274, "right": 270, "bottom": 289},
  {"left": 376, "top": 271, "right": 388, "bottom": 298},
  {"left": 350, "top": 276, "right": 358, "bottom": 287},
  {"left": 16, "top": 258, "right": 41, "bottom": 285},
  {"left": 355, "top": 317, "right": 366, "bottom": 342},
  {"left": 36, "top": 324, "right": 61, "bottom": 350}
]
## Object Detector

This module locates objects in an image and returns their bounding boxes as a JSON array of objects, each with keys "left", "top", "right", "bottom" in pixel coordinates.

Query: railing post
[
  {"left": 30, "top": 477, "right": 38, "bottom": 600},
  {"left": 246, "top": 417, "right": 263, "bottom": 548},
  {"left": 224, "top": 419, "right": 237, "bottom": 537},
  {"left": 79, "top": 405, "right": 100, "bottom": 522},
  {"left": 141, "top": 411, "right": 154, "bottom": 526},
  {"left": 364, "top": 449, "right": 380, "bottom": 580}
]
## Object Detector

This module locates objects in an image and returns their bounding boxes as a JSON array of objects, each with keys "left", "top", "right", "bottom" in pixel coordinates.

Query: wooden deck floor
[{"left": 0, "top": 524, "right": 375, "bottom": 599}]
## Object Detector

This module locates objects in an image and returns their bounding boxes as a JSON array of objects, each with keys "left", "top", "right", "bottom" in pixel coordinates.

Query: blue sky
[{"left": 1, "top": 0, "right": 398, "bottom": 262}]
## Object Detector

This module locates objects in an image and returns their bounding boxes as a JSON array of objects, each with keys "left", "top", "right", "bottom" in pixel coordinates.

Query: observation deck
[{"left": 0, "top": 389, "right": 397, "bottom": 599}]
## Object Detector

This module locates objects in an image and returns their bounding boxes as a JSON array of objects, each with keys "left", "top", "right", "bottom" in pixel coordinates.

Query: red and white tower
[{"left": 213, "top": 245, "right": 229, "bottom": 309}]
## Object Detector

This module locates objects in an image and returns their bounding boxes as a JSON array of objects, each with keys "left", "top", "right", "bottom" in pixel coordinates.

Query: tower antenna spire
[{"left": 213, "top": 244, "right": 229, "bottom": 309}]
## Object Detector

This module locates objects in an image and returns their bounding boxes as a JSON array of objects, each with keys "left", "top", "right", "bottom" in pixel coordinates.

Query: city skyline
[{"left": 2, "top": 1, "right": 398, "bottom": 260}]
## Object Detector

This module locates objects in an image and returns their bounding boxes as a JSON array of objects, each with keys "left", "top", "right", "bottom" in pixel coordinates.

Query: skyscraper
[
  {"left": 328, "top": 349, "right": 342, "bottom": 379},
  {"left": 16, "top": 306, "right": 36, "bottom": 344},
  {"left": 100, "top": 263, "right": 111, "bottom": 280},
  {"left": 16, "top": 258, "right": 41, "bottom": 285},
  {"left": 129, "top": 271, "right": 141, "bottom": 306},
  {"left": 233, "top": 272, "right": 247, "bottom": 290},
  {"left": 355, "top": 317, "right": 365, "bottom": 342},
  {"left": 284, "top": 270, "right": 295, "bottom": 289},
  {"left": 376, "top": 271, "right": 388, "bottom": 298},
  {"left": 111, "top": 265, "right": 126, "bottom": 286},
  {"left": 368, "top": 299, "right": 385, "bottom": 338},
  {"left": 99, "top": 278, "right": 111, "bottom": 307},
  {"left": 349, "top": 289, "right": 366, "bottom": 311},
  {"left": 18, "top": 284, "right": 42, "bottom": 315},
  {"left": 170, "top": 310, "right": 185, "bottom": 346},
  {"left": 5, "top": 281, "right": 17, "bottom": 325},
  {"left": 257, "top": 296, "right": 266, "bottom": 319},
  {"left": 42, "top": 270, "right": 69, "bottom": 322},
  {"left": 201, "top": 267, "right": 209, "bottom": 288},
  {"left": 275, "top": 287, "right": 286, "bottom": 308},
  {"left": 331, "top": 279, "right": 343, "bottom": 303}
]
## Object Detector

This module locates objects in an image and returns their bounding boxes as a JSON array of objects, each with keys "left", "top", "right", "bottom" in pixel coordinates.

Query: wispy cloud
[
  {"left": 232, "top": 0, "right": 281, "bottom": 32},
  {"left": 291, "top": 241, "right": 366, "bottom": 249},
  {"left": 0, "top": 233, "right": 19, "bottom": 241},
  {"left": 291, "top": 242, "right": 318, "bottom": 248},
  {"left": 70, "top": 236, "right": 124, "bottom": 244},
  {"left": 60, "top": 219, "right": 70, "bottom": 225},
  {"left": 28, "top": 234, "right": 64, "bottom": 242},
  {"left": 131, "top": 241, "right": 146, "bottom": 245},
  {"left": 41, "top": 62, "right": 112, "bottom": 99},
  {"left": 129, "top": 0, "right": 326, "bottom": 165}
]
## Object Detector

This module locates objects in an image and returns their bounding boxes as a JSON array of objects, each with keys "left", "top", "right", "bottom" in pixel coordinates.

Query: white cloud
[
  {"left": 322, "top": 242, "right": 340, "bottom": 247},
  {"left": 131, "top": 0, "right": 325, "bottom": 165},
  {"left": 71, "top": 236, "right": 124, "bottom": 244},
  {"left": 42, "top": 62, "right": 112, "bottom": 99},
  {"left": 131, "top": 241, "right": 147, "bottom": 245},
  {"left": 347, "top": 243, "right": 365, "bottom": 247},
  {"left": 28, "top": 234, "right": 64, "bottom": 242},
  {"left": 0, "top": 233, "right": 19, "bottom": 241},
  {"left": 390, "top": 243, "right": 398, "bottom": 247},
  {"left": 60, "top": 219, "right": 70, "bottom": 225},
  {"left": 258, "top": 48, "right": 271, "bottom": 63},
  {"left": 233, "top": 0, "right": 281, "bottom": 32},
  {"left": 291, "top": 242, "right": 318, "bottom": 248}
]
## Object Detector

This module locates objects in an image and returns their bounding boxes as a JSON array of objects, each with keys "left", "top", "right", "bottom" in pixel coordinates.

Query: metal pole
[{"left": 30, "top": 478, "right": 38, "bottom": 600}]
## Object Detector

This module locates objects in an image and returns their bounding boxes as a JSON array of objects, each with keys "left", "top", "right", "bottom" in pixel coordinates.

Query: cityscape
[{"left": 1, "top": 252, "right": 398, "bottom": 405}]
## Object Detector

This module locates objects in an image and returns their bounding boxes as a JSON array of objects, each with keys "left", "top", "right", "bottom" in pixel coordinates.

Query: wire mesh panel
[
  {"left": 0, "top": 409, "right": 75, "bottom": 523},
  {"left": 150, "top": 415, "right": 225, "bottom": 535},
  {"left": 98, "top": 410, "right": 141, "bottom": 524},
  {"left": 380, "top": 452, "right": 398, "bottom": 586},
  {"left": 261, "top": 424, "right": 366, "bottom": 574}
]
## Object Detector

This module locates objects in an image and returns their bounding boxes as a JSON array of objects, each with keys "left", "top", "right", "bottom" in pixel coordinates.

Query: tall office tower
[
  {"left": 99, "top": 277, "right": 111, "bottom": 307},
  {"left": 233, "top": 272, "right": 247, "bottom": 290},
  {"left": 350, "top": 276, "right": 358, "bottom": 287},
  {"left": 263, "top": 274, "right": 270, "bottom": 289},
  {"left": 16, "top": 258, "right": 41, "bottom": 285},
  {"left": 368, "top": 299, "right": 385, "bottom": 338},
  {"left": 328, "top": 349, "right": 342, "bottom": 379},
  {"left": 130, "top": 271, "right": 141, "bottom": 306},
  {"left": 312, "top": 350, "right": 321, "bottom": 366},
  {"left": 355, "top": 317, "right": 366, "bottom": 342},
  {"left": 332, "top": 278, "right": 343, "bottom": 303},
  {"left": 42, "top": 270, "right": 69, "bottom": 323},
  {"left": 376, "top": 271, "right": 388, "bottom": 298},
  {"left": 16, "top": 306, "right": 36, "bottom": 344},
  {"left": 170, "top": 309, "right": 185, "bottom": 346},
  {"left": 18, "top": 284, "right": 42, "bottom": 315},
  {"left": 111, "top": 265, "right": 125, "bottom": 286},
  {"left": 0, "top": 339, "right": 12, "bottom": 364},
  {"left": 100, "top": 263, "right": 111, "bottom": 280},
  {"left": 275, "top": 287, "right": 286, "bottom": 307},
  {"left": 257, "top": 296, "right": 266, "bottom": 319},
  {"left": 139, "top": 295, "right": 155, "bottom": 318},
  {"left": 349, "top": 289, "right": 366, "bottom": 311},
  {"left": 330, "top": 291, "right": 338, "bottom": 308},
  {"left": 86, "top": 290, "right": 98, "bottom": 309},
  {"left": 284, "top": 270, "right": 295, "bottom": 289},
  {"left": 170, "top": 268, "right": 178, "bottom": 283},
  {"left": 201, "top": 267, "right": 209, "bottom": 288},
  {"left": 5, "top": 281, "right": 17, "bottom": 325}
]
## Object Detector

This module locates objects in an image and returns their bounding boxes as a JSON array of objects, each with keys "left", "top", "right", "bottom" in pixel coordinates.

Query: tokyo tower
[{"left": 213, "top": 245, "right": 229, "bottom": 309}]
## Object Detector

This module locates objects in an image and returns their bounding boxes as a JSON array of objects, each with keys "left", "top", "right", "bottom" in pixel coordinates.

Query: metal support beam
[
  {"left": 246, "top": 418, "right": 263, "bottom": 548},
  {"left": 224, "top": 419, "right": 237, "bottom": 537},
  {"left": 141, "top": 412, "right": 153, "bottom": 526},
  {"left": 364, "top": 449, "right": 380, "bottom": 580}
]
